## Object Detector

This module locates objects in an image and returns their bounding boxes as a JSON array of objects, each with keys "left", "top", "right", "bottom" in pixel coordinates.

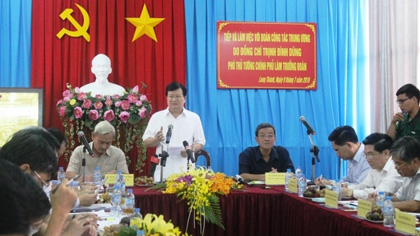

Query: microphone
[
  {"left": 183, "top": 141, "right": 195, "bottom": 163},
  {"left": 149, "top": 154, "right": 160, "bottom": 177},
  {"left": 299, "top": 116, "right": 315, "bottom": 135},
  {"left": 165, "top": 125, "right": 173, "bottom": 144},
  {"left": 77, "top": 131, "right": 95, "bottom": 157}
]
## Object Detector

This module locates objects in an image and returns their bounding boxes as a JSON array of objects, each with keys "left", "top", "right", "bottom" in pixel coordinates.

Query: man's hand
[
  {"left": 79, "top": 192, "right": 98, "bottom": 207},
  {"left": 50, "top": 179, "right": 77, "bottom": 214},
  {"left": 155, "top": 126, "right": 165, "bottom": 142},
  {"left": 341, "top": 187, "right": 353, "bottom": 198},
  {"left": 270, "top": 168, "right": 278, "bottom": 173},
  {"left": 391, "top": 112, "right": 405, "bottom": 124},
  {"left": 62, "top": 214, "right": 99, "bottom": 236}
]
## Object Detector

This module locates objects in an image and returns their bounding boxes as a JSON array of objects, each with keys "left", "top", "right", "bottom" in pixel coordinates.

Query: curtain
[
  {"left": 368, "top": 0, "right": 418, "bottom": 133},
  {"left": 0, "top": 0, "right": 32, "bottom": 87},
  {"left": 30, "top": 0, "right": 186, "bottom": 173},
  {"left": 185, "top": 0, "right": 370, "bottom": 180}
]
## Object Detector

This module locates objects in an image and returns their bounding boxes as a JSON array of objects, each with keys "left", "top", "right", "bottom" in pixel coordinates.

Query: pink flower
[
  {"left": 135, "top": 101, "right": 143, "bottom": 106},
  {"left": 82, "top": 99, "right": 92, "bottom": 109},
  {"left": 74, "top": 87, "right": 81, "bottom": 93},
  {"left": 59, "top": 106, "right": 66, "bottom": 117},
  {"left": 105, "top": 97, "right": 113, "bottom": 107},
  {"left": 132, "top": 85, "right": 139, "bottom": 93},
  {"left": 63, "top": 96, "right": 70, "bottom": 102},
  {"left": 57, "top": 99, "right": 63, "bottom": 106},
  {"left": 119, "top": 111, "right": 130, "bottom": 123},
  {"left": 121, "top": 100, "right": 130, "bottom": 110},
  {"left": 104, "top": 110, "right": 115, "bottom": 122},
  {"left": 113, "top": 94, "right": 120, "bottom": 99},
  {"left": 77, "top": 92, "right": 87, "bottom": 101},
  {"left": 95, "top": 94, "right": 102, "bottom": 99},
  {"left": 62, "top": 90, "right": 71, "bottom": 97},
  {"left": 94, "top": 100, "right": 103, "bottom": 110},
  {"left": 115, "top": 101, "right": 121, "bottom": 107},
  {"left": 139, "top": 107, "right": 147, "bottom": 118},
  {"left": 127, "top": 94, "right": 138, "bottom": 103},
  {"left": 73, "top": 107, "right": 83, "bottom": 119},
  {"left": 88, "top": 110, "right": 99, "bottom": 120},
  {"left": 140, "top": 95, "right": 148, "bottom": 102}
]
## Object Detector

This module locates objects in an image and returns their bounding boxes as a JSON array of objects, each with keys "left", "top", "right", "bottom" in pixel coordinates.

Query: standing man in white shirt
[
  {"left": 142, "top": 82, "right": 206, "bottom": 182},
  {"left": 341, "top": 133, "right": 403, "bottom": 199}
]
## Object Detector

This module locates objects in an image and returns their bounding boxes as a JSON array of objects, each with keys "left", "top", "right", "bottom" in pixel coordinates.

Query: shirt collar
[{"left": 351, "top": 143, "right": 364, "bottom": 163}]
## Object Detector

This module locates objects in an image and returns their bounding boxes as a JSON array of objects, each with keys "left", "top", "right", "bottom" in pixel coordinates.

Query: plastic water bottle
[
  {"left": 93, "top": 166, "right": 101, "bottom": 184},
  {"left": 123, "top": 189, "right": 135, "bottom": 214},
  {"left": 295, "top": 166, "right": 303, "bottom": 179},
  {"left": 116, "top": 170, "right": 126, "bottom": 194},
  {"left": 111, "top": 185, "right": 122, "bottom": 216},
  {"left": 57, "top": 167, "right": 66, "bottom": 182},
  {"left": 136, "top": 230, "right": 145, "bottom": 236},
  {"left": 130, "top": 208, "right": 143, "bottom": 227},
  {"left": 331, "top": 181, "right": 342, "bottom": 201},
  {"left": 285, "top": 169, "right": 292, "bottom": 192},
  {"left": 298, "top": 174, "right": 306, "bottom": 197},
  {"left": 383, "top": 196, "right": 395, "bottom": 227},
  {"left": 376, "top": 191, "right": 385, "bottom": 210}
]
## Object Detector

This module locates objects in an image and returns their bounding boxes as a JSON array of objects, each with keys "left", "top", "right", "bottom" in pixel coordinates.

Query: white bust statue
[{"left": 80, "top": 54, "right": 126, "bottom": 96}]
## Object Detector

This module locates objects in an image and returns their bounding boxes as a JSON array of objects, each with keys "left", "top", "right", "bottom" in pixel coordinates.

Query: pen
[{"left": 51, "top": 174, "right": 81, "bottom": 194}]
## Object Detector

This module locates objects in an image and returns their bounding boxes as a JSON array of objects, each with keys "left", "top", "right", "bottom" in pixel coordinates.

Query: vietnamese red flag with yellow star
[{"left": 31, "top": 0, "right": 186, "bottom": 173}]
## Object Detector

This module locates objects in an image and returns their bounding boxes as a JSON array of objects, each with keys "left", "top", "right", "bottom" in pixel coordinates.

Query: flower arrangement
[
  {"left": 118, "top": 213, "right": 189, "bottom": 236},
  {"left": 151, "top": 168, "right": 243, "bottom": 231},
  {"left": 56, "top": 83, "right": 152, "bottom": 171}
]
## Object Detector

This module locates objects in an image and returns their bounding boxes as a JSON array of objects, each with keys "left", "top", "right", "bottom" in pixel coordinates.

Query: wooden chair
[{"left": 194, "top": 149, "right": 211, "bottom": 168}]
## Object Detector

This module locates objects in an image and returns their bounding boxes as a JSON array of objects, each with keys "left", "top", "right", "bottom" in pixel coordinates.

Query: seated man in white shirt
[
  {"left": 341, "top": 133, "right": 403, "bottom": 199},
  {"left": 316, "top": 126, "right": 371, "bottom": 186},
  {"left": 390, "top": 136, "right": 420, "bottom": 212}
]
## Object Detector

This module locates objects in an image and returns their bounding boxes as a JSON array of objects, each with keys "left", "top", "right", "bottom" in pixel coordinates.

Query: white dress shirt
[
  {"left": 395, "top": 167, "right": 420, "bottom": 201},
  {"left": 350, "top": 157, "right": 404, "bottom": 199},
  {"left": 143, "top": 108, "right": 206, "bottom": 181},
  {"left": 341, "top": 144, "right": 371, "bottom": 184}
]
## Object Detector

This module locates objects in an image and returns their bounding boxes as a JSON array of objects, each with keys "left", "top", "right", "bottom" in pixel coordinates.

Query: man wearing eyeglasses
[
  {"left": 389, "top": 136, "right": 420, "bottom": 212},
  {"left": 387, "top": 83, "right": 420, "bottom": 141},
  {"left": 340, "top": 133, "right": 403, "bottom": 199},
  {"left": 143, "top": 82, "right": 206, "bottom": 182},
  {"left": 239, "top": 123, "right": 295, "bottom": 181}
]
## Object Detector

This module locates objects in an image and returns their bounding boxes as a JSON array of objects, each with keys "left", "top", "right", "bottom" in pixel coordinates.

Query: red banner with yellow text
[{"left": 217, "top": 21, "right": 317, "bottom": 90}]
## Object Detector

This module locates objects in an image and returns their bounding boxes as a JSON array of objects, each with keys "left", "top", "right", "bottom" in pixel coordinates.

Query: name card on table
[
  {"left": 265, "top": 172, "right": 285, "bottom": 185},
  {"left": 288, "top": 177, "right": 298, "bottom": 193},
  {"left": 356, "top": 199, "right": 372, "bottom": 219},
  {"left": 105, "top": 174, "right": 134, "bottom": 186},
  {"left": 395, "top": 209, "right": 416, "bottom": 235},
  {"left": 324, "top": 189, "right": 338, "bottom": 209}
]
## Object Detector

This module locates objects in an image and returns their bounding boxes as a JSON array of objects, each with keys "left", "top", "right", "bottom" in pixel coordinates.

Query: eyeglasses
[
  {"left": 33, "top": 171, "right": 49, "bottom": 189},
  {"left": 167, "top": 95, "right": 184, "bottom": 100},
  {"left": 258, "top": 134, "right": 275, "bottom": 139},
  {"left": 396, "top": 98, "right": 410, "bottom": 105},
  {"left": 394, "top": 161, "right": 407, "bottom": 169}
]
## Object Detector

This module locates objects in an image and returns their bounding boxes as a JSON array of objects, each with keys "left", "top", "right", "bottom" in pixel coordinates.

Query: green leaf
[
  {"left": 117, "top": 226, "right": 136, "bottom": 236},
  {"left": 204, "top": 194, "right": 225, "bottom": 230}
]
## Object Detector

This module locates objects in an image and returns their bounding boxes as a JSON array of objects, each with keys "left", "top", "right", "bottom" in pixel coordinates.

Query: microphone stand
[
  {"left": 159, "top": 145, "right": 169, "bottom": 183},
  {"left": 305, "top": 129, "right": 320, "bottom": 184},
  {"left": 82, "top": 147, "right": 87, "bottom": 183}
]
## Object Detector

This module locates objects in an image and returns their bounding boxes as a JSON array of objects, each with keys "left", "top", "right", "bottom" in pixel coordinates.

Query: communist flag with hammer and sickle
[{"left": 31, "top": 0, "right": 187, "bottom": 172}]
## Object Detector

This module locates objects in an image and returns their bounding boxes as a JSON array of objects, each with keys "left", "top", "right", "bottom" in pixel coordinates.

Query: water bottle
[
  {"left": 93, "top": 166, "right": 101, "bottom": 184},
  {"left": 298, "top": 174, "right": 306, "bottom": 197},
  {"left": 130, "top": 208, "right": 143, "bottom": 227},
  {"left": 285, "top": 168, "right": 292, "bottom": 192},
  {"left": 295, "top": 166, "right": 303, "bottom": 179},
  {"left": 383, "top": 196, "right": 395, "bottom": 227},
  {"left": 111, "top": 185, "right": 122, "bottom": 216},
  {"left": 116, "top": 170, "right": 126, "bottom": 194},
  {"left": 376, "top": 191, "right": 385, "bottom": 210},
  {"left": 331, "top": 181, "right": 342, "bottom": 201},
  {"left": 123, "top": 189, "right": 135, "bottom": 214},
  {"left": 57, "top": 167, "right": 66, "bottom": 182},
  {"left": 136, "top": 230, "right": 145, "bottom": 236}
]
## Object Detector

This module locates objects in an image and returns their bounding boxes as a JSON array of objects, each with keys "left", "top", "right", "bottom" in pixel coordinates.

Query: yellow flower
[{"left": 69, "top": 98, "right": 77, "bottom": 106}]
